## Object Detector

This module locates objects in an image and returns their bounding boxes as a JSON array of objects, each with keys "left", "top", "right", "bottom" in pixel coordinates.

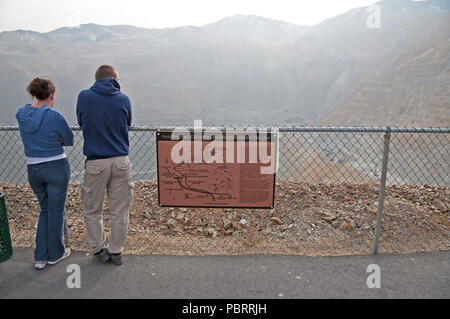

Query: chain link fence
[{"left": 0, "top": 126, "right": 449, "bottom": 256}]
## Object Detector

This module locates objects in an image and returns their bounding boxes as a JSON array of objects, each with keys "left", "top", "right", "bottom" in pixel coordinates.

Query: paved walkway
[{"left": 0, "top": 248, "right": 449, "bottom": 298}]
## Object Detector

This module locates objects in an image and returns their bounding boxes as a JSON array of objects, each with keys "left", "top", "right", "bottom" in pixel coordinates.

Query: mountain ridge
[{"left": 0, "top": 0, "right": 448, "bottom": 126}]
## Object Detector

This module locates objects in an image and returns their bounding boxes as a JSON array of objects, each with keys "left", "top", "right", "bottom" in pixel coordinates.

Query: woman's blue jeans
[{"left": 27, "top": 158, "right": 70, "bottom": 262}]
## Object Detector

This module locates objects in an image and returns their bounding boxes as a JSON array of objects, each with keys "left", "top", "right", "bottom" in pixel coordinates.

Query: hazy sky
[{"left": 0, "top": 0, "right": 380, "bottom": 32}]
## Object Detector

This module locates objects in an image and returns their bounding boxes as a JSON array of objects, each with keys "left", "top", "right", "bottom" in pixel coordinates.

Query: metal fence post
[{"left": 373, "top": 126, "right": 391, "bottom": 254}]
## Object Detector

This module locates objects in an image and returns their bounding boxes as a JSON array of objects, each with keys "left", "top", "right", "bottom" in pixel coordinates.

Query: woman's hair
[{"left": 26, "top": 78, "right": 55, "bottom": 100}]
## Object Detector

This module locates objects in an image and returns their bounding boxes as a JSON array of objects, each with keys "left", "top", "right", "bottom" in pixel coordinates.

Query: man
[{"left": 76, "top": 65, "right": 133, "bottom": 265}]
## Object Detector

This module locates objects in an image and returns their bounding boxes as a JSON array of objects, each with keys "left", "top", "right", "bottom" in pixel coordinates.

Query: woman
[{"left": 16, "top": 78, "right": 74, "bottom": 270}]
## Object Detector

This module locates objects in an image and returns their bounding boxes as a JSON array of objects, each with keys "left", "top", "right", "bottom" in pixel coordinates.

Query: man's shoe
[
  {"left": 94, "top": 248, "right": 110, "bottom": 263},
  {"left": 47, "top": 248, "right": 71, "bottom": 265},
  {"left": 110, "top": 252, "right": 123, "bottom": 265}
]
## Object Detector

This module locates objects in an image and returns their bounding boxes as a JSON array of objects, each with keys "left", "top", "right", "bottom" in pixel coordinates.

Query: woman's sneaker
[
  {"left": 47, "top": 248, "right": 71, "bottom": 265},
  {"left": 34, "top": 261, "right": 47, "bottom": 270}
]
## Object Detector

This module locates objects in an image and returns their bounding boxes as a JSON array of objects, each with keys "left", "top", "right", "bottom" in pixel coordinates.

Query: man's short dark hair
[{"left": 95, "top": 65, "right": 118, "bottom": 81}]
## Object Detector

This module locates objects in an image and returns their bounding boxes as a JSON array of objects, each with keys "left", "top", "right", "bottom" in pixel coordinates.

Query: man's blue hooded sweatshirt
[
  {"left": 16, "top": 105, "right": 74, "bottom": 157},
  {"left": 76, "top": 78, "right": 132, "bottom": 160}
]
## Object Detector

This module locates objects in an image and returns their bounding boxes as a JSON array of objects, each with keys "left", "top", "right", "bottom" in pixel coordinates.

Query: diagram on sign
[{"left": 160, "top": 159, "right": 235, "bottom": 203}]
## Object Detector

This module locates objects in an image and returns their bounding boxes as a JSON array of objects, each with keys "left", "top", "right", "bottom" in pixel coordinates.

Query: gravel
[{"left": 1, "top": 180, "right": 449, "bottom": 256}]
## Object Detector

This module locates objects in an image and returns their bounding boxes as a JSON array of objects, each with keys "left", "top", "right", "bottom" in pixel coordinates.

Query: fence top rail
[{"left": 0, "top": 125, "right": 449, "bottom": 133}]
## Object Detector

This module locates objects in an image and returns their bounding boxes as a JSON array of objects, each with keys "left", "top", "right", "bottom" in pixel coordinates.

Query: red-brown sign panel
[{"left": 157, "top": 130, "right": 277, "bottom": 208}]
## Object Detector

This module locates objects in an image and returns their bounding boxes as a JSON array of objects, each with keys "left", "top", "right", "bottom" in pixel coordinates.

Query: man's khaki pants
[{"left": 81, "top": 156, "right": 133, "bottom": 254}]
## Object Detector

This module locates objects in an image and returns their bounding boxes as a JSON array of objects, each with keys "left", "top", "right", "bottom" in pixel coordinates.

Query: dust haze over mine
[{"left": 0, "top": 0, "right": 448, "bottom": 127}]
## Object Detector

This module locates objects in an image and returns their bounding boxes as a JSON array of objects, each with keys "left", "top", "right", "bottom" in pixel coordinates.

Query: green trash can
[{"left": 0, "top": 191, "right": 13, "bottom": 263}]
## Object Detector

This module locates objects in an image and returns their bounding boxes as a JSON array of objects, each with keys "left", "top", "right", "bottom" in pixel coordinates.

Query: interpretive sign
[{"left": 156, "top": 127, "right": 277, "bottom": 208}]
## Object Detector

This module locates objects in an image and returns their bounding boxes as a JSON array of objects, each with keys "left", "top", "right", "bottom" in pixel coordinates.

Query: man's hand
[{"left": 59, "top": 136, "right": 63, "bottom": 145}]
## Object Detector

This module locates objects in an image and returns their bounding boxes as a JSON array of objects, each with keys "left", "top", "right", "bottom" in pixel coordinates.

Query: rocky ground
[{"left": 1, "top": 180, "right": 449, "bottom": 256}]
